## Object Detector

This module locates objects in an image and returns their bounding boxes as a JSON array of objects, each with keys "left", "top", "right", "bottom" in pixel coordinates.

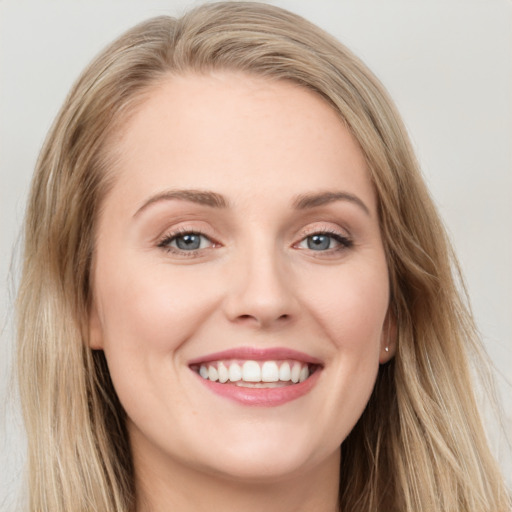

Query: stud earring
[{"left": 385, "top": 346, "right": 389, "bottom": 352}]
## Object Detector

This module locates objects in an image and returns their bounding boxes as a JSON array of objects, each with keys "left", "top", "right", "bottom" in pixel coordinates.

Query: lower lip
[{"left": 193, "top": 370, "right": 321, "bottom": 407}]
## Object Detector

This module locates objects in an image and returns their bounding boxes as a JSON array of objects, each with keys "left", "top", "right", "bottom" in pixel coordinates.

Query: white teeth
[
  {"left": 235, "top": 381, "right": 288, "bottom": 388},
  {"left": 208, "top": 365, "right": 219, "bottom": 382},
  {"left": 261, "top": 361, "right": 279, "bottom": 382},
  {"left": 228, "top": 362, "right": 242, "bottom": 382},
  {"left": 279, "top": 362, "right": 291, "bottom": 382},
  {"left": 199, "top": 365, "right": 209, "bottom": 379},
  {"left": 291, "top": 362, "right": 301, "bottom": 383},
  {"left": 218, "top": 362, "right": 229, "bottom": 383},
  {"left": 196, "top": 360, "right": 313, "bottom": 384},
  {"left": 242, "top": 360, "right": 261, "bottom": 382}
]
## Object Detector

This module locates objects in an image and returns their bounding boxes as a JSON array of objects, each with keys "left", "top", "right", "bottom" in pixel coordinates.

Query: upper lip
[{"left": 188, "top": 347, "right": 323, "bottom": 366}]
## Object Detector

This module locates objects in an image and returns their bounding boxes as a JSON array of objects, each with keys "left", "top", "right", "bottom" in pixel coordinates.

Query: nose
[{"left": 222, "top": 246, "right": 298, "bottom": 330}]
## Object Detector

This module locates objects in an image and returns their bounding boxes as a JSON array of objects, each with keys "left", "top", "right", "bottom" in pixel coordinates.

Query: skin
[{"left": 89, "top": 72, "right": 395, "bottom": 512}]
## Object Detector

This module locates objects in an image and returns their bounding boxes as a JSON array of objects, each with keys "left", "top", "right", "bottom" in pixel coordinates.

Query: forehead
[{"left": 106, "top": 71, "right": 375, "bottom": 213}]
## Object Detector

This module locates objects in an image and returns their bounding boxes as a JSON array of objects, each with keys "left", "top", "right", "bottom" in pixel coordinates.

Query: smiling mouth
[{"left": 190, "top": 360, "right": 320, "bottom": 388}]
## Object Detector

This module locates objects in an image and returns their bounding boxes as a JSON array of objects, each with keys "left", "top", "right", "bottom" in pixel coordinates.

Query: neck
[{"left": 133, "top": 443, "right": 340, "bottom": 512}]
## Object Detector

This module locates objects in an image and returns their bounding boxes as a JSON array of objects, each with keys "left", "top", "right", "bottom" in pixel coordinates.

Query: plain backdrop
[{"left": 1, "top": 0, "right": 511, "bottom": 507}]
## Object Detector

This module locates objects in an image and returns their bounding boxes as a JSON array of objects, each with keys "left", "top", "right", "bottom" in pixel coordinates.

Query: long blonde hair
[{"left": 17, "top": 2, "right": 510, "bottom": 511}]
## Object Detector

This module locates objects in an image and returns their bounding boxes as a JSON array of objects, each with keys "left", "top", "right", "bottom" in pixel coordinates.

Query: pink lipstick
[{"left": 189, "top": 347, "right": 322, "bottom": 407}]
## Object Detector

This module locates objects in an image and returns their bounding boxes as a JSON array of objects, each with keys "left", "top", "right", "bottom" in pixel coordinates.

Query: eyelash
[
  {"left": 157, "top": 227, "right": 353, "bottom": 257},
  {"left": 296, "top": 229, "right": 353, "bottom": 253},
  {"left": 157, "top": 227, "right": 218, "bottom": 257}
]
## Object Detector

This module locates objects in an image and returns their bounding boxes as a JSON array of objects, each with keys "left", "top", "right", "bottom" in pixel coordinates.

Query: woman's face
[{"left": 90, "top": 72, "right": 393, "bottom": 483}]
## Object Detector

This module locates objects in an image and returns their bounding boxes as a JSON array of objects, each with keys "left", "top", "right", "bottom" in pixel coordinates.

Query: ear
[
  {"left": 88, "top": 300, "right": 104, "bottom": 350},
  {"left": 379, "top": 310, "right": 397, "bottom": 364}
]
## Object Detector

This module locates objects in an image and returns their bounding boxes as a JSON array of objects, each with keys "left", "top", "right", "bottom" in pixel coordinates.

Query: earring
[{"left": 385, "top": 346, "right": 389, "bottom": 352}]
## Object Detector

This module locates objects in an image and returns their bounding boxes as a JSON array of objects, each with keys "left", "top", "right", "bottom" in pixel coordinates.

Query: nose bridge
[{"left": 223, "top": 233, "right": 296, "bottom": 327}]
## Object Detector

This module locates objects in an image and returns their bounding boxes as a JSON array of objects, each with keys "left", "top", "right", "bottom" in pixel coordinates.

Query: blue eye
[
  {"left": 307, "top": 234, "right": 332, "bottom": 250},
  {"left": 160, "top": 232, "right": 213, "bottom": 252},
  {"left": 298, "top": 232, "right": 351, "bottom": 251},
  {"left": 174, "top": 233, "right": 202, "bottom": 250}
]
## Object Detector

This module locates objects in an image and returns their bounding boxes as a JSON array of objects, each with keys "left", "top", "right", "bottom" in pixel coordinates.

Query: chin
[
  {"left": 202, "top": 450, "right": 322, "bottom": 484},
  {"left": 188, "top": 425, "right": 334, "bottom": 484}
]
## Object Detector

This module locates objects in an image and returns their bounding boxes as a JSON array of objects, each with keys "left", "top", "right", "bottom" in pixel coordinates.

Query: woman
[{"left": 16, "top": 2, "right": 510, "bottom": 511}]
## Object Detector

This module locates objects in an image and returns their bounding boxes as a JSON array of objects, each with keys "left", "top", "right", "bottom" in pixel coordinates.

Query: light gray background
[{"left": 1, "top": 0, "right": 511, "bottom": 506}]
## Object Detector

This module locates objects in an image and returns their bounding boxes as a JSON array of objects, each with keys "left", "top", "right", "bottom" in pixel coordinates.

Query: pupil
[
  {"left": 177, "top": 234, "right": 201, "bottom": 250},
  {"left": 308, "top": 234, "right": 330, "bottom": 250}
]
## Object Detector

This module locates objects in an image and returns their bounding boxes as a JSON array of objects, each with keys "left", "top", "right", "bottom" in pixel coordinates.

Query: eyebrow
[
  {"left": 292, "top": 191, "right": 370, "bottom": 215},
  {"left": 134, "top": 189, "right": 229, "bottom": 217},
  {"left": 134, "top": 188, "right": 370, "bottom": 217}
]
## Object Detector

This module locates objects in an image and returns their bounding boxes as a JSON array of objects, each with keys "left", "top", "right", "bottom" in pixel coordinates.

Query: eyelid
[
  {"left": 295, "top": 222, "right": 351, "bottom": 241},
  {"left": 157, "top": 224, "right": 221, "bottom": 256},
  {"left": 293, "top": 223, "right": 353, "bottom": 253},
  {"left": 155, "top": 221, "right": 353, "bottom": 257}
]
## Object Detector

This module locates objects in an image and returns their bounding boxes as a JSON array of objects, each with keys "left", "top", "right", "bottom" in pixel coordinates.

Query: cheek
[
  {"left": 286, "top": 262, "right": 389, "bottom": 449},
  {"left": 93, "top": 261, "right": 220, "bottom": 421},
  {"left": 301, "top": 264, "right": 389, "bottom": 352},
  {"left": 94, "top": 257, "right": 220, "bottom": 356}
]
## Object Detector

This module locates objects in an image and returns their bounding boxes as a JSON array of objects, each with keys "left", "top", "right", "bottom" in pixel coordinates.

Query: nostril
[{"left": 233, "top": 312, "right": 292, "bottom": 328}]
